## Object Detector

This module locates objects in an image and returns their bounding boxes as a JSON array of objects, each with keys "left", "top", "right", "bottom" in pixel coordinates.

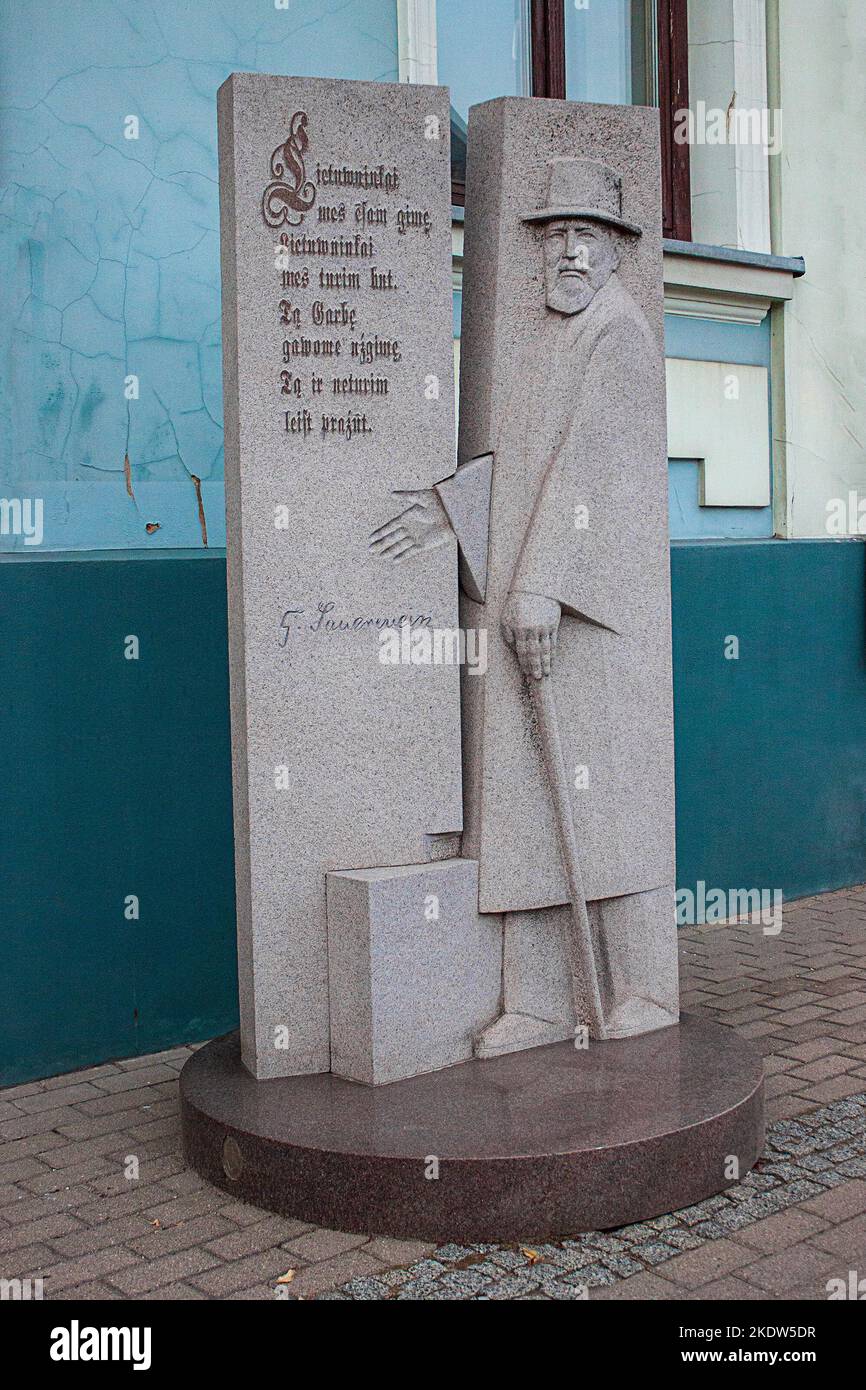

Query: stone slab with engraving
[{"left": 218, "top": 73, "right": 460, "bottom": 1079}]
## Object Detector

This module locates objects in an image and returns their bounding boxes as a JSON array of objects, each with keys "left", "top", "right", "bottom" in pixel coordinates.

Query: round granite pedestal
[{"left": 180, "top": 1015, "right": 764, "bottom": 1242}]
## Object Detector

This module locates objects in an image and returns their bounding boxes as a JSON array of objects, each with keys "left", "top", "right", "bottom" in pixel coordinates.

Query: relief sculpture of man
[{"left": 371, "top": 153, "right": 679, "bottom": 1057}]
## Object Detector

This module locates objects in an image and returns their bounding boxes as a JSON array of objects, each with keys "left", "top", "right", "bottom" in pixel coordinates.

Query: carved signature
[{"left": 278, "top": 602, "right": 433, "bottom": 647}]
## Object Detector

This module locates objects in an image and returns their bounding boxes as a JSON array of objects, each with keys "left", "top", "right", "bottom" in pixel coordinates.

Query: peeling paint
[
  {"left": 190, "top": 473, "right": 208, "bottom": 548},
  {"left": 725, "top": 89, "right": 737, "bottom": 135}
]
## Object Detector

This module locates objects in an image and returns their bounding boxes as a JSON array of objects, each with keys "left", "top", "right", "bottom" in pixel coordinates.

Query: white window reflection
[
  {"left": 565, "top": 0, "right": 656, "bottom": 106},
  {"left": 437, "top": 0, "right": 531, "bottom": 184}
]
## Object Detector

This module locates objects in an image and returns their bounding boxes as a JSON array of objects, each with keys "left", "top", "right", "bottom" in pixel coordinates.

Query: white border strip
[{"left": 398, "top": 0, "right": 438, "bottom": 85}]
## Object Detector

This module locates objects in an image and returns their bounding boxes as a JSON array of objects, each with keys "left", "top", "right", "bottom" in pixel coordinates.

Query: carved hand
[
  {"left": 368, "top": 489, "right": 452, "bottom": 562},
  {"left": 501, "top": 591, "right": 561, "bottom": 679}
]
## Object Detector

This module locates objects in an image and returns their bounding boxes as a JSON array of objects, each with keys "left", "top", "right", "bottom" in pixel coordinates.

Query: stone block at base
[{"left": 327, "top": 858, "right": 501, "bottom": 1085}]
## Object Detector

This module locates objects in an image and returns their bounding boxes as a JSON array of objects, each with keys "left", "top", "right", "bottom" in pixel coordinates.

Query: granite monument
[{"left": 181, "top": 81, "right": 763, "bottom": 1241}]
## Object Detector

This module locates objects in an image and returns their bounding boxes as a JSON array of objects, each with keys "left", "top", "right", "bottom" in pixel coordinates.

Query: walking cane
[{"left": 529, "top": 672, "right": 607, "bottom": 1040}]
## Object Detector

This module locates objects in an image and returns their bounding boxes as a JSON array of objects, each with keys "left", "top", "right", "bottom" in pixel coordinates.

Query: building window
[
  {"left": 564, "top": 0, "right": 653, "bottom": 106},
  {"left": 443, "top": 0, "right": 690, "bottom": 241},
  {"left": 437, "top": 0, "right": 532, "bottom": 194}
]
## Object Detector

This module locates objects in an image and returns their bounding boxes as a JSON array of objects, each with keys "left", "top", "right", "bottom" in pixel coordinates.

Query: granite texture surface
[
  {"left": 455, "top": 97, "right": 678, "bottom": 1049},
  {"left": 326, "top": 859, "right": 501, "bottom": 1084},
  {"left": 458, "top": 98, "right": 675, "bottom": 914},
  {"left": 218, "top": 74, "right": 460, "bottom": 1079},
  {"left": 498, "top": 888, "right": 679, "bottom": 1043},
  {"left": 435, "top": 453, "right": 494, "bottom": 603},
  {"left": 179, "top": 1016, "right": 764, "bottom": 1241}
]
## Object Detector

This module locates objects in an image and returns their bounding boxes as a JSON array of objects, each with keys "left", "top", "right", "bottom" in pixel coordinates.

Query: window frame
[{"left": 450, "top": 0, "right": 691, "bottom": 242}]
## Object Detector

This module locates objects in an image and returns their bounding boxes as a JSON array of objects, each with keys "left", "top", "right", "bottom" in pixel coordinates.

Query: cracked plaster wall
[{"left": 0, "top": 0, "right": 398, "bottom": 551}]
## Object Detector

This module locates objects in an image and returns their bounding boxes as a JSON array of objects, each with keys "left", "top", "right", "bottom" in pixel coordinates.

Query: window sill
[{"left": 662, "top": 241, "right": 805, "bottom": 326}]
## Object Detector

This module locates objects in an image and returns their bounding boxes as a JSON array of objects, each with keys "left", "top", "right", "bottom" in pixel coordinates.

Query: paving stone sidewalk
[{"left": 2, "top": 885, "right": 866, "bottom": 1301}]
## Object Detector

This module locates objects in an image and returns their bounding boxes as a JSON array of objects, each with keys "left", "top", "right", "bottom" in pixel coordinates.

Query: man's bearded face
[{"left": 542, "top": 219, "right": 620, "bottom": 316}]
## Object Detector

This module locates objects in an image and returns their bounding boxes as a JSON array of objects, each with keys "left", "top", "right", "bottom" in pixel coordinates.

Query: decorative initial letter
[{"left": 261, "top": 111, "right": 317, "bottom": 228}]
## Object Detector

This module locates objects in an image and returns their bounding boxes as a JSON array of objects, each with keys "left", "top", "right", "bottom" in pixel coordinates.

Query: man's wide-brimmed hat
[{"left": 522, "top": 157, "right": 641, "bottom": 235}]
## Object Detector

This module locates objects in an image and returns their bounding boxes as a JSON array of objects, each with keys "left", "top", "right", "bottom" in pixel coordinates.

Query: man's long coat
[{"left": 460, "top": 274, "right": 676, "bottom": 915}]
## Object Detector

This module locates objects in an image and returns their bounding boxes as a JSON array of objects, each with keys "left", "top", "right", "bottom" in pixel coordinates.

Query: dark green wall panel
[
  {"left": 672, "top": 539, "right": 866, "bottom": 902},
  {"left": 0, "top": 557, "right": 238, "bottom": 1085},
  {"left": 2, "top": 539, "right": 865, "bottom": 1084}
]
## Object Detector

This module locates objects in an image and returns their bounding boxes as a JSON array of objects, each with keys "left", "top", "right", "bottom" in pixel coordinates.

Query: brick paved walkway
[{"left": 3, "top": 885, "right": 866, "bottom": 1300}]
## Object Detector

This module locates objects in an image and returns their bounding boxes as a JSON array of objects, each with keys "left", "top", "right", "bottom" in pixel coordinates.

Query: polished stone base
[{"left": 180, "top": 1015, "right": 764, "bottom": 1242}]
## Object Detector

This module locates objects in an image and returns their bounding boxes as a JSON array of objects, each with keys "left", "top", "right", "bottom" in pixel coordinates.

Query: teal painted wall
[
  {"left": 672, "top": 539, "right": 866, "bottom": 902},
  {"left": 0, "top": 555, "right": 238, "bottom": 1084},
  {"left": 0, "top": 0, "right": 398, "bottom": 552},
  {"left": 3, "top": 538, "right": 866, "bottom": 1083}
]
